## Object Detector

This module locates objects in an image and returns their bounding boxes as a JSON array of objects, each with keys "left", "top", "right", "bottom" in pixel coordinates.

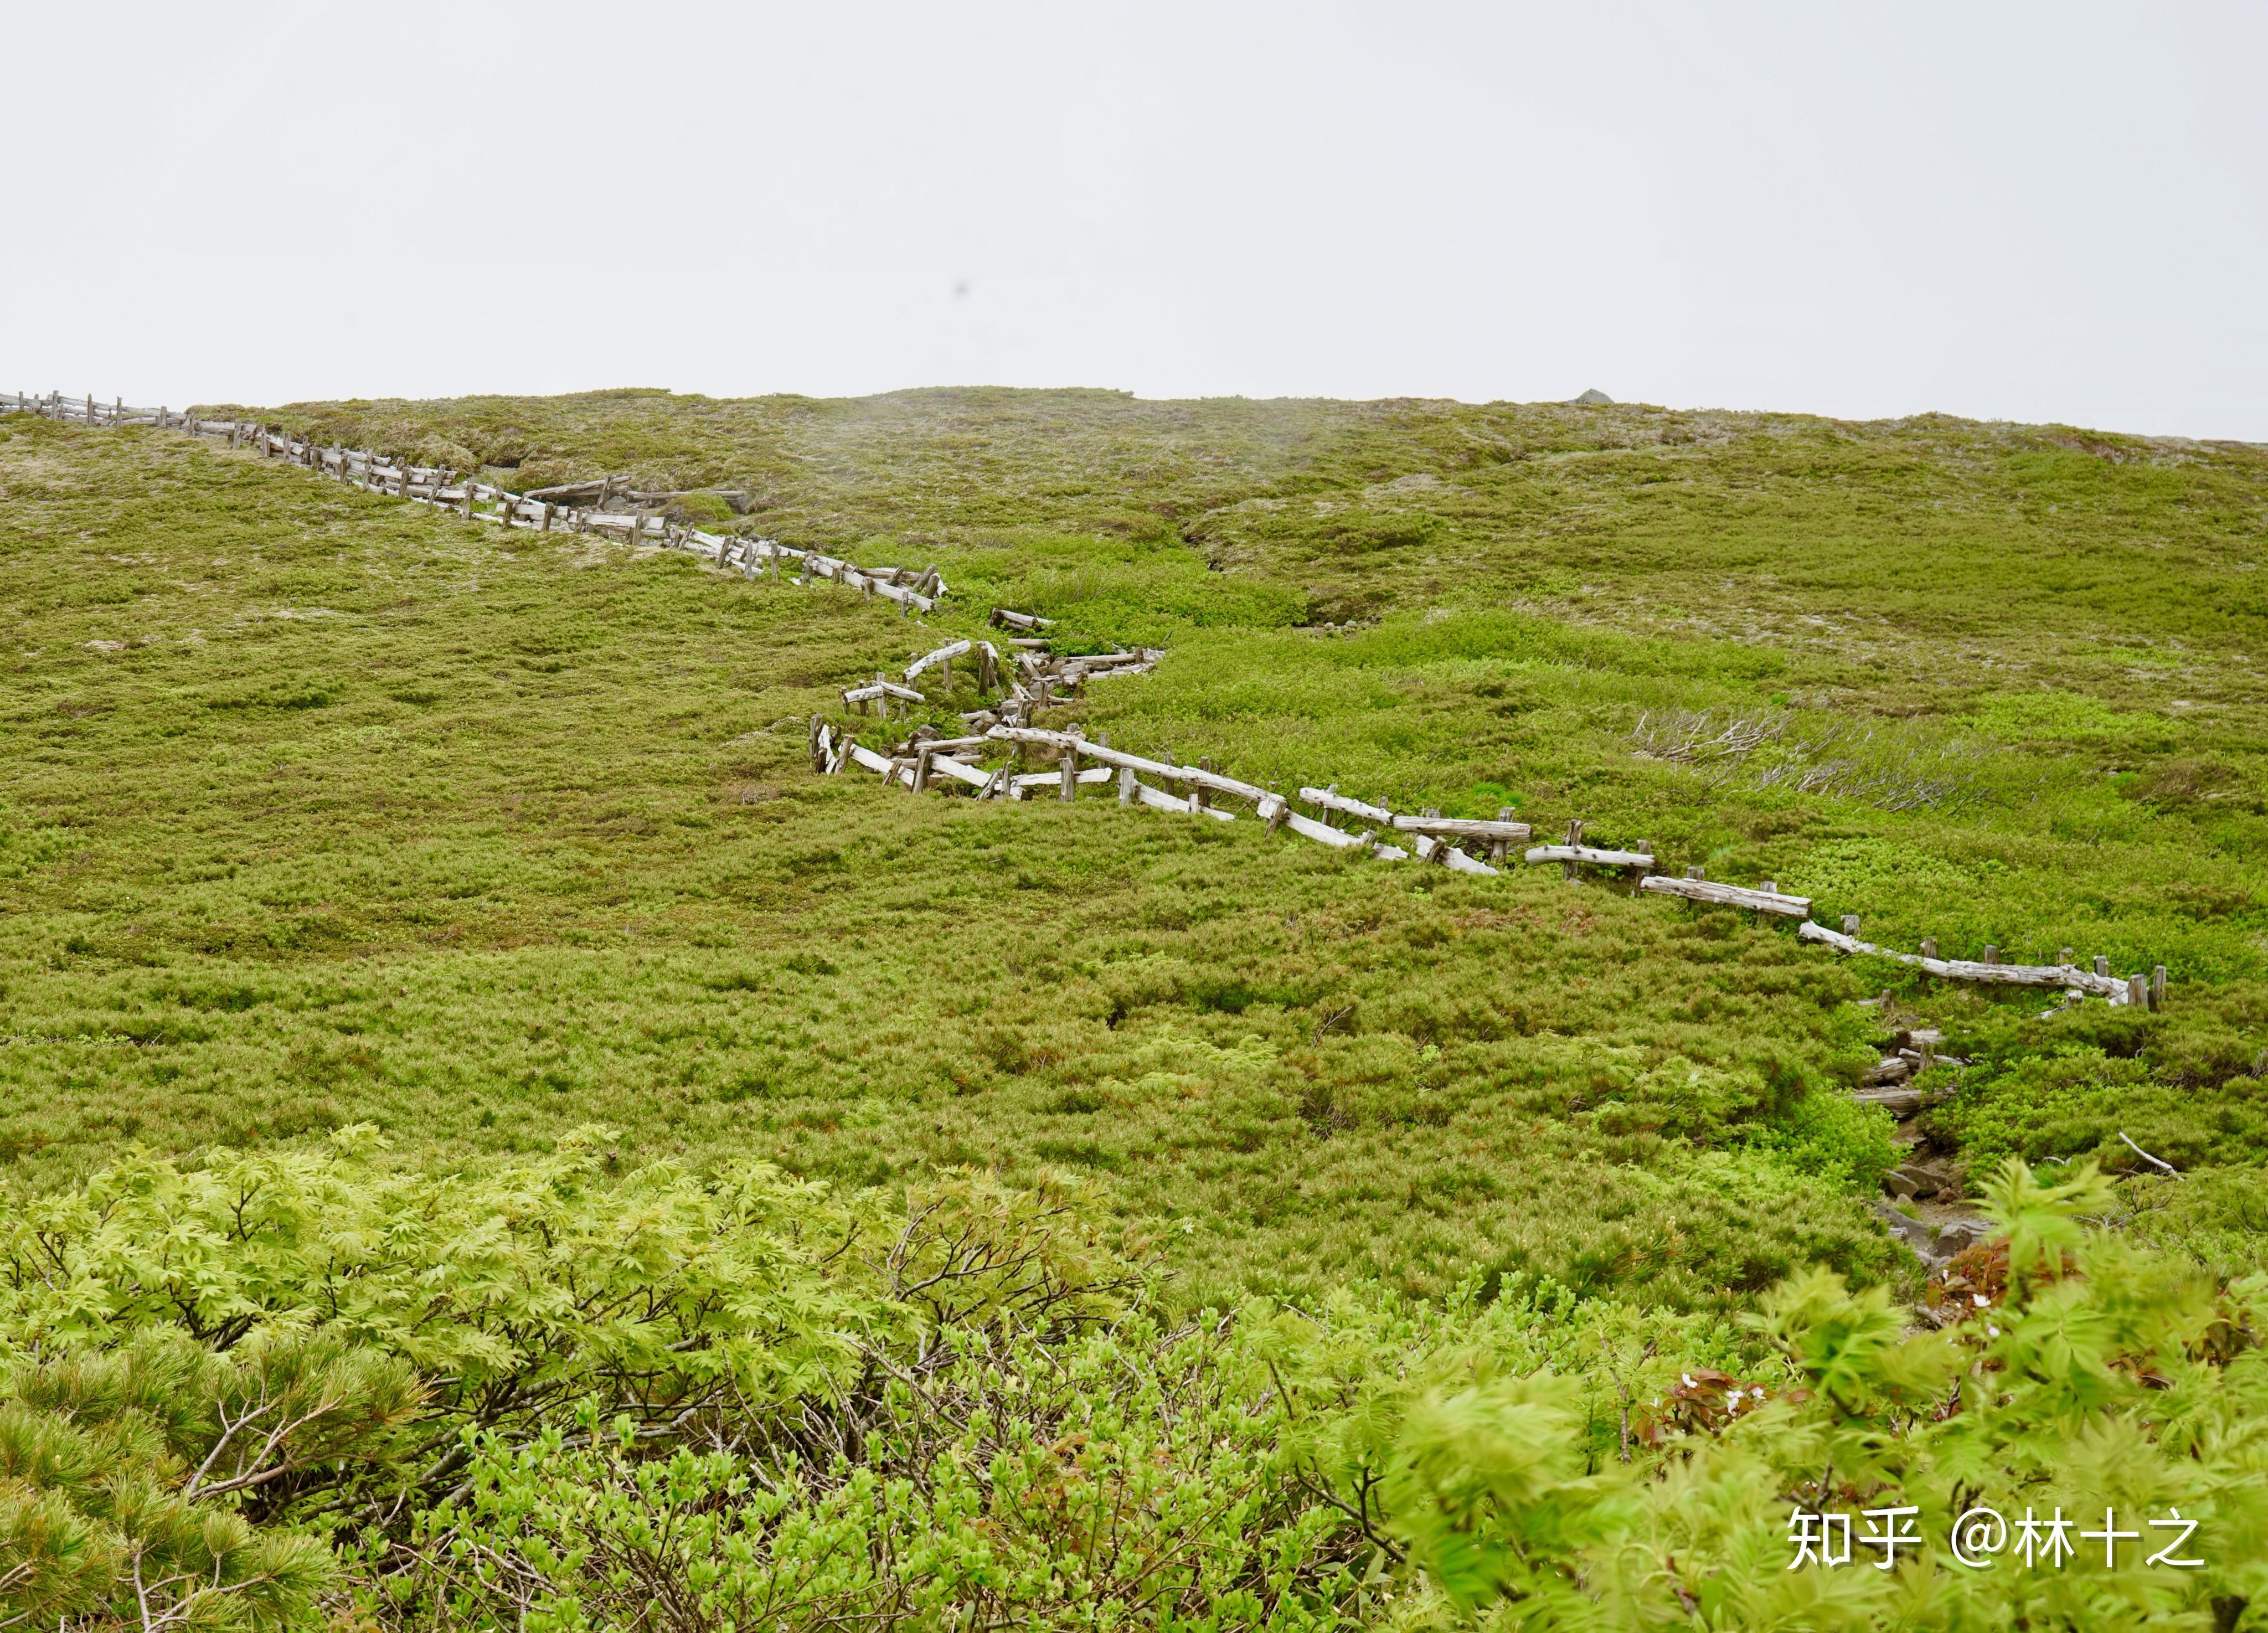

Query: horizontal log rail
[
  {"left": 1523, "top": 843, "right": 1657, "bottom": 869},
  {"left": 1639, "top": 874, "right": 1813, "bottom": 917},
  {"left": 1798, "top": 920, "right": 2154, "bottom": 1005},
  {"left": 1390, "top": 813, "right": 1533, "bottom": 842},
  {"left": 1298, "top": 787, "right": 1395, "bottom": 825}
]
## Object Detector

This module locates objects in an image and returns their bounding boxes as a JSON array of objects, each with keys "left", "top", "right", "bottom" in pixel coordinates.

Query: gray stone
[
  {"left": 1934, "top": 1220, "right": 1988, "bottom": 1258},
  {"left": 1570, "top": 388, "right": 1613, "bottom": 406}
]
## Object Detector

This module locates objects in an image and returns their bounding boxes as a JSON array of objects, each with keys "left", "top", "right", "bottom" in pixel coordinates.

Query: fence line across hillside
[
  {"left": 810, "top": 716, "right": 2169, "bottom": 1010},
  {"left": 8, "top": 389, "right": 2170, "bottom": 1012},
  {"left": 3, "top": 389, "right": 942, "bottom": 613}
]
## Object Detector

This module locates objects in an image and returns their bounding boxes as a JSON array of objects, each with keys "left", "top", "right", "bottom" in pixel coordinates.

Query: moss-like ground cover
[{"left": 4, "top": 393, "right": 2265, "bottom": 1311}]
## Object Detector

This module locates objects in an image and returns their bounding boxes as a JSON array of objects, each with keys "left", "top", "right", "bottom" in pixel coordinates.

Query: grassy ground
[{"left": 5, "top": 393, "right": 2265, "bottom": 1309}]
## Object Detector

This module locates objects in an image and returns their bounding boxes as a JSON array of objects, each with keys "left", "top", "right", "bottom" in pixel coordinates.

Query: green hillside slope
[{"left": 4, "top": 395, "right": 2265, "bottom": 1314}]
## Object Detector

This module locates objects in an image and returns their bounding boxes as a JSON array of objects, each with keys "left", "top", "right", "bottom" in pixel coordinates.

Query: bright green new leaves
[
  {"left": 4, "top": 1139, "right": 2265, "bottom": 1630},
  {"left": 1381, "top": 1373, "right": 1630, "bottom": 1616},
  {"left": 1753, "top": 1270, "right": 1950, "bottom": 1420},
  {"left": 0, "top": 1125, "right": 876, "bottom": 1419},
  {"left": 1364, "top": 1163, "right": 2268, "bottom": 1631}
]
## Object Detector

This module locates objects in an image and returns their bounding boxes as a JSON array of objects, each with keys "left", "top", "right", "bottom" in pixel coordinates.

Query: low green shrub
[{"left": 5, "top": 1139, "right": 2265, "bottom": 1630}]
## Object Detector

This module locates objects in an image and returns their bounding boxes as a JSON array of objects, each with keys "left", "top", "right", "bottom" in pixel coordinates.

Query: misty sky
[{"left": 7, "top": 2, "right": 2264, "bottom": 438}]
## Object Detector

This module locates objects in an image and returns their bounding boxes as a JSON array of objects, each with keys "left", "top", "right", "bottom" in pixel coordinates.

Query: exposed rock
[
  {"left": 1933, "top": 1218, "right": 1987, "bottom": 1259},
  {"left": 1872, "top": 1202, "right": 1939, "bottom": 1262},
  {"left": 1570, "top": 388, "right": 1613, "bottom": 406},
  {"left": 1885, "top": 1165, "right": 1939, "bottom": 1200},
  {"left": 1870, "top": 1202, "right": 1992, "bottom": 1271}
]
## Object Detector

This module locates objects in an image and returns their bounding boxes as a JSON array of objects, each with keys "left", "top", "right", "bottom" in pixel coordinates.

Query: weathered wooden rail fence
[
  {"left": 3, "top": 389, "right": 942, "bottom": 612},
  {"left": 11, "top": 388, "right": 2169, "bottom": 1010},
  {"left": 811, "top": 723, "right": 2171, "bottom": 1011}
]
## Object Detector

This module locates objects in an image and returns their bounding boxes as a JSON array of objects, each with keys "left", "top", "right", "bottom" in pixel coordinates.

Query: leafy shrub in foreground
[
  {"left": 389, "top": 1161, "right": 2268, "bottom": 1632},
  {"left": 4, "top": 1137, "right": 2267, "bottom": 1630},
  {"left": 0, "top": 1126, "right": 1146, "bottom": 1629}
]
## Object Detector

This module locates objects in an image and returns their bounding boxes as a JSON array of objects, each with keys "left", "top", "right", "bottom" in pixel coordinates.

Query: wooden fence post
[
  {"left": 2093, "top": 955, "right": 2110, "bottom": 978},
  {"left": 1118, "top": 765, "right": 1135, "bottom": 807},
  {"left": 1059, "top": 750, "right": 1076, "bottom": 803},
  {"left": 1842, "top": 915, "right": 1860, "bottom": 936},
  {"left": 2152, "top": 965, "right": 2167, "bottom": 1009},
  {"left": 1488, "top": 807, "right": 1517, "bottom": 865},
  {"left": 1561, "top": 818, "right": 1583, "bottom": 882}
]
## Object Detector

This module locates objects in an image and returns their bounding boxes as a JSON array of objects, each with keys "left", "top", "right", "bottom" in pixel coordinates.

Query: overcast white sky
[{"left": 6, "top": 2, "right": 2264, "bottom": 438}]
